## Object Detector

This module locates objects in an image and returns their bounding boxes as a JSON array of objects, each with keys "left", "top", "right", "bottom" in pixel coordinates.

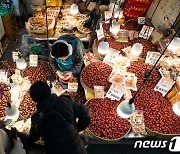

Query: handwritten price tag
[
  {"left": 0, "top": 69, "right": 8, "bottom": 83},
  {"left": 139, "top": 25, "right": 154, "bottom": 40},
  {"left": 145, "top": 52, "right": 163, "bottom": 66},
  {"left": 105, "top": 11, "right": 112, "bottom": 23},
  {"left": 138, "top": 17, "right": 145, "bottom": 24},
  {"left": 68, "top": 82, "right": 78, "bottom": 92},
  {"left": 154, "top": 77, "right": 175, "bottom": 97},
  {"left": 103, "top": 49, "right": 120, "bottom": 65},
  {"left": 94, "top": 86, "right": 104, "bottom": 98},
  {"left": 106, "top": 84, "right": 125, "bottom": 101},
  {"left": 96, "top": 26, "right": 104, "bottom": 40},
  {"left": 12, "top": 51, "right": 19, "bottom": 62},
  {"left": 29, "top": 55, "right": 38, "bottom": 67}
]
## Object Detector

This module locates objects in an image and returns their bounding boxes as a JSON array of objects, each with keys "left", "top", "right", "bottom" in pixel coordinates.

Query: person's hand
[
  {"left": 13, "top": 137, "right": 22, "bottom": 144},
  {"left": 56, "top": 70, "right": 64, "bottom": 79},
  {"left": 59, "top": 72, "right": 73, "bottom": 83}
]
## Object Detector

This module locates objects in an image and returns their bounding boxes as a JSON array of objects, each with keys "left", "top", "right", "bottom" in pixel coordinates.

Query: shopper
[
  {"left": 28, "top": 81, "right": 90, "bottom": 154},
  {"left": 0, "top": 127, "right": 26, "bottom": 154},
  {"left": 50, "top": 35, "right": 85, "bottom": 83}
]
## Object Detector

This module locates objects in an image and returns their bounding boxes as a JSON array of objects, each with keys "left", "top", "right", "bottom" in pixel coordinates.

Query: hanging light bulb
[
  {"left": 16, "top": 58, "right": 27, "bottom": 70},
  {"left": 131, "top": 43, "right": 143, "bottom": 57},
  {"left": 172, "top": 101, "right": 180, "bottom": 116},
  {"left": 98, "top": 40, "right": 109, "bottom": 55},
  {"left": 167, "top": 37, "right": 180, "bottom": 53},
  {"left": 117, "top": 100, "right": 135, "bottom": 119},
  {"left": 70, "top": 4, "right": 79, "bottom": 15},
  {"left": 111, "top": 20, "right": 120, "bottom": 34},
  {"left": 5, "top": 103, "right": 19, "bottom": 120}
]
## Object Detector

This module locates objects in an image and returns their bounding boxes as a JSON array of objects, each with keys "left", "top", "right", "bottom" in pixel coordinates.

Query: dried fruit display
[
  {"left": 29, "top": 18, "right": 53, "bottom": 27},
  {"left": 77, "top": 20, "right": 91, "bottom": 34},
  {"left": 95, "top": 37, "right": 156, "bottom": 59},
  {"left": 86, "top": 98, "right": 131, "bottom": 140},
  {"left": 19, "top": 91, "right": 36, "bottom": 119},
  {"left": 0, "top": 84, "right": 11, "bottom": 117},
  {"left": 81, "top": 62, "right": 112, "bottom": 92},
  {"left": 22, "top": 61, "right": 56, "bottom": 84},
  {"left": 127, "top": 61, "right": 161, "bottom": 89},
  {"left": 127, "top": 62, "right": 180, "bottom": 135}
]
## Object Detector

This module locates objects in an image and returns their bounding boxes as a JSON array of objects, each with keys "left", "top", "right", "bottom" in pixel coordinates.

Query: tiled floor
[{"left": 2, "top": 28, "right": 172, "bottom": 154}]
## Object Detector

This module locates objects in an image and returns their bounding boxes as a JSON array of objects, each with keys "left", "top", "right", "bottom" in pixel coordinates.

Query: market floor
[{"left": 2, "top": 28, "right": 173, "bottom": 154}]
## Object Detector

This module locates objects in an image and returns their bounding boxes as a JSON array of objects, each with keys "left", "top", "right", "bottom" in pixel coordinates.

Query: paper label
[
  {"left": 109, "top": 69, "right": 125, "bottom": 86},
  {"left": 130, "top": 110, "right": 147, "bottom": 135},
  {"left": 68, "top": 82, "right": 78, "bottom": 92},
  {"left": 154, "top": 77, "right": 175, "bottom": 97},
  {"left": 96, "top": 26, "right": 104, "bottom": 40},
  {"left": 0, "top": 69, "right": 8, "bottom": 83},
  {"left": 29, "top": 55, "right": 38, "bottom": 67},
  {"left": 12, "top": 51, "right": 19, "bottom": 62},
  {"left": 145, "top": 52, "right": 163, "bottom": 66},
  {"left": 139, "top": 25, "right": 154, "bottom": 39},
  {"left": 94, "top": 86, "right": 104, "bottom": 98},
  {"left": 114, "top": 56, "right": 130, "bottom": 70},
  {"left": 129, "top": 31, "right": 139, "bottom": 40},
  {"left": 138, "top": 17, "right": 145, "bottom": 24},
  {"left": 106, "top": 84, "right": 125, "bottom": 101},
  {"left": 103, "top": 48, "right": 120, "bottom": 65},
  {"left": 105, "top": 11, "right": 112, "bottom": 23},
  {"left": 124, "top": 73, "right": 137, "bottom": 91}
]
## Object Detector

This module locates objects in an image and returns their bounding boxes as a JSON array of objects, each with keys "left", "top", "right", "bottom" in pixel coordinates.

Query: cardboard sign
[
  {"left": 139, "top": 25, "right": 154, "bottom": 40},
  {"left": 0, "top": 69, "right": 8, "bottom": 83},
  {"left": 129, "top": 30, "right": 139, "bottom": 40},
  {"left": 154, "top": 77, "right": 175, "bottom": 97},
  {"left": 94, "top": 86, "right": 104, "bottom": 98},
  {"left": 145, "top": 52, "right": 163, "bottom": 66},
  {"left": 103, "top": 49, "right": 120, "bottom": 65},
  {"left": 68, "top": 82, "right": 78, "bottom": 92},
  {"left": 105, "top": 11, "right": 112, "bottom": 23},
  {"left": 138, "top": 17, "right": 145, "bottom": 24},
  {"left": 12, "top": 51, "right": 19, "bottom": 62},
  {"left": 96, "top": 24, "right": 104, "bottom": 40},
  {"left": 29, "top": 55, "right": 38, "bottom": 67},
  {"left": 106, "top": 84, "right": 125, "bottom": 101}
]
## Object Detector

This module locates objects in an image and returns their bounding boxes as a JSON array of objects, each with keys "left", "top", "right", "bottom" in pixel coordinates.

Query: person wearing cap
[{"left": 50, "top": 39, "right": 84, "bottom": 83}]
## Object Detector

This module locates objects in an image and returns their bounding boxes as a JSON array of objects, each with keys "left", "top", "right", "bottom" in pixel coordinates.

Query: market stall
[{"left": 0, "top": 0, "right": 180, "bottom": 147}]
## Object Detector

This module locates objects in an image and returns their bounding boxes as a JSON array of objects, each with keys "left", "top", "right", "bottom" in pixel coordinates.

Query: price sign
[
  {"left": 138, "top": 17, "right": 145, "bottom": 24},
  {"left": 105, "top": 11, "right": 112, "bottom": 23},
  {"left": 145, "top": 52, "right": 163, "bottom": 66},
  {"left": 129, "top": 31, "right": 139, "bottom": 40},
  {"left": 0, "top": 69, "right": 8, "bottom": 83},
  {"left": 96, "top": 26, "right": 104, "bottom": 40},
  {"left": 103, "top": 49, "right": 120, "bottom": 65},
  {"left": 94, "top": 86, "right": 104, "bottom": 98},
  {"left": 154, "top": 77, "right": 175, "bottom": 97},
  {"left": 29, "top": 55, "right": 38, "bottom": 67},
  {"left": 12, "top": 51, "right": 19, "bottom": 62},
  {"left": 139, "top": 25, "right": 154, "bottom": 40},
  {"left": 106, "top": 84, "right": 125, "bottom": 101},
  {"left": 68, "top": 82, "right": 78, "bottom": 92}
]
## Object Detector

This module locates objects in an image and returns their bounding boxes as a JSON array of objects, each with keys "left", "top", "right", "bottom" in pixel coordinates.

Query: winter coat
[
  {"left": 0, "top": 129, "right": 26, "bottom": 154},
  {"left": 29, "top": 94, "right": 90, "bottom": 154}
]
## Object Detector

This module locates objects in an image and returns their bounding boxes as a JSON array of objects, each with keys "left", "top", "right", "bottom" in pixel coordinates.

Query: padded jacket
[{"left": 29, "top": 94, "right": 90, "bottom": 154}]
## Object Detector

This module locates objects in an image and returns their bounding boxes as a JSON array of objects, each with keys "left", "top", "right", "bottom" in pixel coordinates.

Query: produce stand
[{"left": 0, "top": 0, "right": 180, "bottom": 149}]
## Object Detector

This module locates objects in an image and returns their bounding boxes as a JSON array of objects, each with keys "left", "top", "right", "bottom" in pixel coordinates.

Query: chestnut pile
[
  {"left": 22, "top": 61, "right": 56, "bottom": 84},
  {"left": 81, "top": 62, "right": 112, "bottom": 92},
  {"left": 86, "top": 98, "right": 131, "bottom": 140},
  {"left": 0, "top": 84, "right": 11, "bottom": 117},
  {"left": 95, "top": 38, "right": 156, "bottom": 59},
  {"left": 19, "top": 91, "right": 36, "bottom": 119}
]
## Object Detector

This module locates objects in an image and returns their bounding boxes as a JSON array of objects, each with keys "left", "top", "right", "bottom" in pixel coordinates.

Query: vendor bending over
[{"left": 50, "top": 39, "right": 84, "bottom": 83}]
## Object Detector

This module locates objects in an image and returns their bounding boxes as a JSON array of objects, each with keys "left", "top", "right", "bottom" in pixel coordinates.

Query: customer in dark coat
[{"left": 28, "top": 81, "right": 90, "bottom": 154}]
